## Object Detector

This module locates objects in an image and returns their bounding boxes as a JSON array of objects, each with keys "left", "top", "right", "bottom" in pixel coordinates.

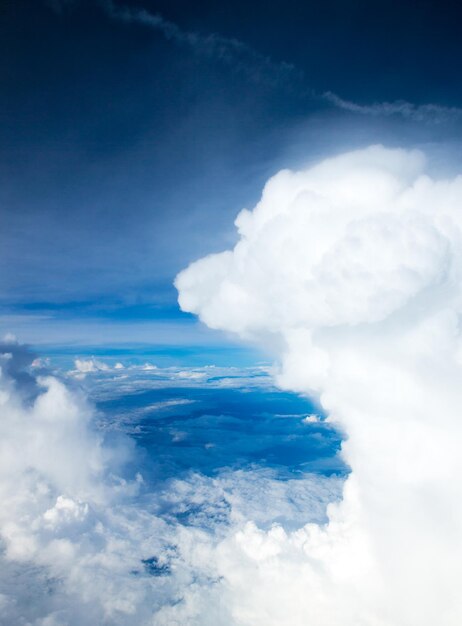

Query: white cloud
[
  {"left": 141, "top": 363, "right": 157, "bottom": 370},
  {"left": 0, "top": 343, "right": 159, "bottom": 623},
  {"left": 176, "top": 370, "right": 207, "bottom": 380},
  {"left": 303, "top": 414, "right": 320, "bottom": 423},
  {"left": 9, "top": 144, "right": 462, "bottom": 624},
  {"left": 0, "top": 340, "right": 339, "bottom": 624},
  {"left": 176, "top": 145, "right": 462, "bottom": 624},
  {"left": 74, "top": 357, "right": 110, "bottom": 374}
]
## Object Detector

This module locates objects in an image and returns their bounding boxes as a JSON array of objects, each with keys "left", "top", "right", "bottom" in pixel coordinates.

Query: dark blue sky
[{"left": 2, "top": 0, "right": 462, "bottom": 349}]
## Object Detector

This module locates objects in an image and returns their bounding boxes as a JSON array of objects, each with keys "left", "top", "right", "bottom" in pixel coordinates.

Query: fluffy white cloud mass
[{"left": 176, "top": 145, "right": 462, "bottom": 625}]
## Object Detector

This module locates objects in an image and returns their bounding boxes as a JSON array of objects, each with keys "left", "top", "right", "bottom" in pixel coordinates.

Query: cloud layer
[
  {"left": 0, "top": 340, "right": 340, "bottom": 624},
  {"left": 176, "top": 145, "right": 462, "bottom": 624}
]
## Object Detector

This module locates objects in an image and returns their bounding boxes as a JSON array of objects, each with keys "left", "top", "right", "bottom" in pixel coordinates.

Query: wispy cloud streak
[
  {"left": 322, "top": 90, "right": 462, "bottom": 123},
  {"left": 100, "top": 0, "right": 304, "bottom": 89},
  {"left": 97, "top": 1, "right": 462, "bottom": 124}
]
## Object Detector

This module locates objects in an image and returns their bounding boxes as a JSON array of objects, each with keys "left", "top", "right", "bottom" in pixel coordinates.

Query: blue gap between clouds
[{"left": 95, "top": 382, "right": 345, "bottom": 482}]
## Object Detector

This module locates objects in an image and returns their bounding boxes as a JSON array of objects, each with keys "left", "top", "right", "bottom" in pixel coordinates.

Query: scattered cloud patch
[
  {"left": 176, "top": 370, "right": 207, "bottom": 380},
  {"left": 141, "top": 363, "right": 158, "bottom": 370},
  {"left": 303, "top": 414, "right": 320, "bottom": 424},
  {"left": 73, "top": 357, "right": 110, "bottom": 375}
]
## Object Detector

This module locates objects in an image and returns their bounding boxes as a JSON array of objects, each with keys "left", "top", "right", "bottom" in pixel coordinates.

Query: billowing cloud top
[
  {"left": 176, "top": 146, "right": 462, "bottom": 625},
  {"left": 177, "top": 145, "right": 462, "bottom": 335}
]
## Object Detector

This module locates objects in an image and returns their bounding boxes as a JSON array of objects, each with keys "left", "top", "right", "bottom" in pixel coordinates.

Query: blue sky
[
  {"left": 2, "top": 0, "right": 462, "bottom": 352},
  {"left": 3, "top": 4, "right": 462, "bottom": 624}
]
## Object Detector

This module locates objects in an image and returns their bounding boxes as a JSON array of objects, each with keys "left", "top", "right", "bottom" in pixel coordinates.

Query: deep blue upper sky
[{"left": 2, "top": 0, "right": 462, "bottom": 350}]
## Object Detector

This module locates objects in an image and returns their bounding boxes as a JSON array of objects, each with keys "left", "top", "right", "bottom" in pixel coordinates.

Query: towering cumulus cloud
[{"left": 176, "top": 145, "right": 462, "bottom": 625}]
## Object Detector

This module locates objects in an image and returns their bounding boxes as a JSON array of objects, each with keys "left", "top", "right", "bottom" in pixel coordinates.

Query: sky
[
  {"left": 3, "top": 0, "right": 462, "bottom": 352},
  {"left": 3, "top": 2, "right": 462, "bottom": 625}
]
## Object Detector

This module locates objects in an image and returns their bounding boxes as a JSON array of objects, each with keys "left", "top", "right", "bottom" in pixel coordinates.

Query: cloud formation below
[
  {"left": 177, "top": 145, "right": 462, "bottom": 624},
  {"left": 0, "top": 338, "right": 340, "bottom": 624}
]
